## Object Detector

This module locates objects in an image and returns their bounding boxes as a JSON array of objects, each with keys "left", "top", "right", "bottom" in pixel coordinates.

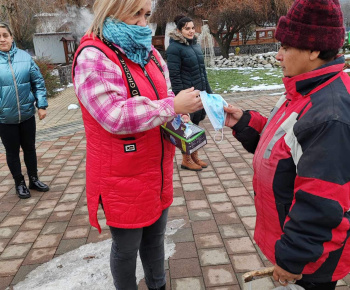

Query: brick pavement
[{"left": 0, "top": 88, "right": 349, "bottom": 290}]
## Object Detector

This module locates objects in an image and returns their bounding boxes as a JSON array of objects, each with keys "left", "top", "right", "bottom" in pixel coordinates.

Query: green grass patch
[
  {"left": 207, "top": 68, "right": 284, "bottom": 94},
  {"left": 207, "top": 67, "right": 350, "bottom": 94}
]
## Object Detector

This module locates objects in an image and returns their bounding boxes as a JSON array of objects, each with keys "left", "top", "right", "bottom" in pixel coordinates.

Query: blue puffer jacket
[{"left": 0, "top": 42, "right": 48, "bottom": 124}]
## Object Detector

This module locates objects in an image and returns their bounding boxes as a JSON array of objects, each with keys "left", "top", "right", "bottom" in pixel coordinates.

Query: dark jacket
[
  {"left": 0, "top": 42, "right": 48, "bottom": 124},
  {"left": 232, "top": 56, "right": 350, "bottom": 283},
  {"left": 166, "top": 30, "right": 212, "bottom": 124}
]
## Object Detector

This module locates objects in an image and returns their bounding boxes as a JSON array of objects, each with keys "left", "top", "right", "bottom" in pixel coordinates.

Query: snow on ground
[
  {"left": 250, "top": 76, "right": 262, "bottom": 80},
  {"left": 68, "top": 104, "right": 79, "bottom": 110},
  {"left": 268, "top": 92, "right": 285, "bottom": 96},
  {"left": 53, "top": 88, "right": 65, "bottom": 92},
  {"left": 208, "top": 66, "right": 284, "bottom": 93},
  {"left": 13, "top": 219, "right": 186, "bottom": 290},
  {"left": 230, "top": 84, "right": 284, "bottom": 92}
]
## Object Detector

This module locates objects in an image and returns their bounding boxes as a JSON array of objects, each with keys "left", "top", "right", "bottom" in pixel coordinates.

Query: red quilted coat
[{"left": 72, "top": 35, "right": 175, "bottom": 232}]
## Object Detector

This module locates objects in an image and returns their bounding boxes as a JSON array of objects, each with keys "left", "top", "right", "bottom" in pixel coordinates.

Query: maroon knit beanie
[{"left": 275, "top": 0, "right": 345, "bottom": 51}]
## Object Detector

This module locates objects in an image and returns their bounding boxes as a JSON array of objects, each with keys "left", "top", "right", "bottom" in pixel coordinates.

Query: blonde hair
[{"left": 88, "top": 0, "right": 147, "bottom": 36}]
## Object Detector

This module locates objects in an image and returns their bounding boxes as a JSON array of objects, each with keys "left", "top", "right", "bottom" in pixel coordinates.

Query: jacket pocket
[{"left": 110, "top": 133, "right": 148, "bottom": 177}]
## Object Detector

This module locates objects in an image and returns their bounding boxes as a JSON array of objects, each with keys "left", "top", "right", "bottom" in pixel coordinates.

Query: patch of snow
[
  {"left": 67, "top": 83, "right": 74, "bottom": 88},
  {"left": 269, "top": 92, "right": 285, "bottom": 96},
  {"left": 54, "top": 88, "right": 65, "bottom": 92},
  {"left": 68, "top": 104, "right": 79, "bottom": 110},
  {"left": 13, "top": 219, "right": 186, "bottom": 290},
  {"left": 250, "top": 76, "right": 262, "bottom": 80},
  {"left": 230, "top": 84, "right": 284, "bottom": 92}
]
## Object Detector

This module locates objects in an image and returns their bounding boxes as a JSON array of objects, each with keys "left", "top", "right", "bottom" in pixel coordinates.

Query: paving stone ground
[{"left": 0, "top": 88, "right": 349, "bottom": 290}]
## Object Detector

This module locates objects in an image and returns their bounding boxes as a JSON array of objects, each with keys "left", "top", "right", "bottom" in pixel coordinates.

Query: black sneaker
[{"left": 29, "top": 176, "right": 49, "bottom": 192}]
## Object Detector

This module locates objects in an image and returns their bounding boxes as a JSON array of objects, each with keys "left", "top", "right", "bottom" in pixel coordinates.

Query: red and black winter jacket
[
  {"left": 72, "top": 35, "right": 175, "bottom": 232},
  {"left": 232, "top": 56, "right": 350, "bottom": 282}
]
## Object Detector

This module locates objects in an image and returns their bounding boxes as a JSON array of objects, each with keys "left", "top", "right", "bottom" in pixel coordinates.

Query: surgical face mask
[{"left": 200, "top": 91, "right": 228, "bottom": 143}]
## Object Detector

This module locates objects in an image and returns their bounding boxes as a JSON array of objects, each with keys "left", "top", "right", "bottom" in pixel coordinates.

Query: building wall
[{"left": 33, "top": 33, "right": 71, "bottom": 64}]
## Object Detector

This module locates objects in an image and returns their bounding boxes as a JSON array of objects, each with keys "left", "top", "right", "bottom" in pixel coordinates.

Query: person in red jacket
[
  {"left": 72, "top": 0, "right": 203, "bottom": 289},
  {"left": 224, "top": 1, "right": 350, "bottom": 290}
]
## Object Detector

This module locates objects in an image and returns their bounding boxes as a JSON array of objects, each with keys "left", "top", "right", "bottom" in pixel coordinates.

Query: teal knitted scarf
[{"left": 103, "top": 17, "right": 152, "bottom": 66}]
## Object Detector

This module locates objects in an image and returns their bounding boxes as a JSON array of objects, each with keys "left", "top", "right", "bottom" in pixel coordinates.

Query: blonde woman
[{"left": 72, "top": 0, "right": 202, "bottom": 289}]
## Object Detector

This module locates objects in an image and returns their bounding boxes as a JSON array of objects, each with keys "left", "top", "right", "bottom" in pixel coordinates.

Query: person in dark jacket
[
  {"left": 167, "top": 15, "right": 211, "bottom": 171},
  {"left": 224, "top": 1, "right": 349, "bottom": 289},
  {"left": 0, "top": 22, "right": 49, "bottom": 199}
]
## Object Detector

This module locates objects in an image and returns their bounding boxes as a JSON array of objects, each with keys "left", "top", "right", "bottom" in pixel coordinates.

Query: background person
[
  {"left": 72, "top": 0, "right": 202, "bottom": 289},
  {"left": 167, "top": 15, "right": 212, "bottom": 171},
  {"left": 0, "top": 22, "right": 49, "bottom": 199},
  {"left": 224, "top": 0, "right": 350, "bottom": 289}
]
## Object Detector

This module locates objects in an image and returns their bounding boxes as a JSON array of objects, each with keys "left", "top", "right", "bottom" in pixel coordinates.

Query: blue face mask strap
[
  {"left": 214, "top": 111, "right": 227, "bottom": 143},
  {"left": 214, "top": 129, "right": 224, "bottom": 143}
]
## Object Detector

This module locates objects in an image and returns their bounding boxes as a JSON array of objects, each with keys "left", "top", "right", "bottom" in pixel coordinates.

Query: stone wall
[
  {"left": 213, "top": 52, "right": 279, "bottom": 68},
  {"left": 214, "top": 43, "right": 280, "bottom": 56}
]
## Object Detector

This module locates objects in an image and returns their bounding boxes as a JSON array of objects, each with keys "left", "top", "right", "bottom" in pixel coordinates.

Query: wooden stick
[{"left": 243, "top": 267, "right": 274, "bottom": 282}]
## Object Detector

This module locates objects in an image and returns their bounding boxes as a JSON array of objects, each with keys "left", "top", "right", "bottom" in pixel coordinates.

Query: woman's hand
[
  {"left": 38, "top": 109, "right": 47, "bottom": 120},
  {"left": 273, "top": 264, "right": 302, "bottom": 286},
  {"left": 174, "top": 87, "right": 203, "bottom": 114},
  {"left": 224, "top": 104, "right": 243, "bottom": 127}
]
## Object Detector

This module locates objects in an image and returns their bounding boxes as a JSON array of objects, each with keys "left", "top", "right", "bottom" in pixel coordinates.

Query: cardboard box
[{"left": 161, "top": 116, "right": 207, "bottom": 154}]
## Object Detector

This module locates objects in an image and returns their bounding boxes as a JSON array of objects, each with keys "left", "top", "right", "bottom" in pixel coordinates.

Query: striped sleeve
[{"left": 73, "top": 47, "right": 177, "bottom": 135}]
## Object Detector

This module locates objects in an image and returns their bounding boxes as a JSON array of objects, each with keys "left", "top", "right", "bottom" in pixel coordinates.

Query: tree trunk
[
  {"left": 222, "top": 40, "right": 230, "bottom": 59},
  {"left": 212, "top": 33, "right": 229, "bottom": 59}
]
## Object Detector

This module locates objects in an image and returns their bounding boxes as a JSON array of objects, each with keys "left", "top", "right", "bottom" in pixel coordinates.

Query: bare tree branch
[{"left": 151, "top": 0, "right": 293, "bottom": 57}]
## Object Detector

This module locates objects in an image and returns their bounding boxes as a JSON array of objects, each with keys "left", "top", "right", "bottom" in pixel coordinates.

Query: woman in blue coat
[
  {"left": 0, "top": 22, "right": 49, "bottom": 199},
  {"left": 167, "top": 15, "right": 212, "bottom": 171}
]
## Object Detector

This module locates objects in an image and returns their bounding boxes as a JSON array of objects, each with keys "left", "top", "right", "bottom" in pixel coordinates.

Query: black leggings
[
  {"left": 0, "top": 116, "right": 37, "bottom": 180},
  {"left": 296, "top": 280, "right": 337, "bottom": 290}
]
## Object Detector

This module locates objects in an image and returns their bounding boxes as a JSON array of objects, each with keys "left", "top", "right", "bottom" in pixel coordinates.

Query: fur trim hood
[{"left": 168, "top": 29, "right": 199, "bottom": 45}]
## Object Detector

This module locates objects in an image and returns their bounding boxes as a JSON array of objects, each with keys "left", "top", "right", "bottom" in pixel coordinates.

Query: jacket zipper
[
  {"left": 8, "top": 53, "right": 21, "bottom": 123},
  {"left": 141, "top": 66, "right": 165, "bottom": 196},
  {"left": 190, "top": 45, "right": 204, "bottom": 88}
]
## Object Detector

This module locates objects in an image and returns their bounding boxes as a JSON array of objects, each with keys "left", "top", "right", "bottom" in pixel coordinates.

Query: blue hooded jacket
[{"left": 0, "top": 42, "right": 48, "bottom": 124}]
